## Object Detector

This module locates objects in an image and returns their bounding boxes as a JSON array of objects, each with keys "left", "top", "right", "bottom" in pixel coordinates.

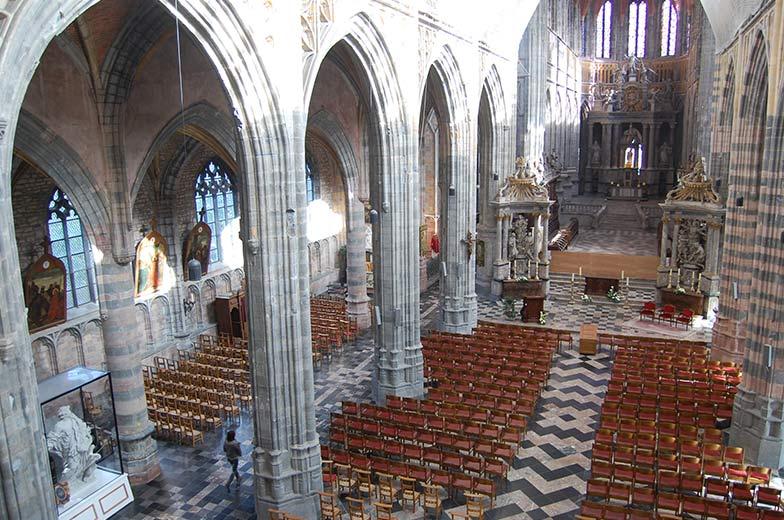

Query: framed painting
[
  {"left": 24, "top": 250, "right": 67, "bottom": 333},
  {"left": 183, "top": 221, "right": 212, "bottom": 277},
  {"left": 135, "top": 229, "right": 169, "bottom": 297}
]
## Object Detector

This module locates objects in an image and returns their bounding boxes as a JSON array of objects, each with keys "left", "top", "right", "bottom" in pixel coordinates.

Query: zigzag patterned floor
[{"left": 116, "top": 286, "right": 664, "bottom": 519}]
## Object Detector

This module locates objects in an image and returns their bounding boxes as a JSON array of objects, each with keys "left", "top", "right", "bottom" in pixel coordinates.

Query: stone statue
[
  {"left": 545, "top": 149, "right": 563, "bottom": 173},
  {"left": 591, "top": 140, "right": 601, "bottom": 164},
  {"left": 677, "top": 220, "right": 706, "bottom": 269},
  {"left": 46, "top": 406, "right": 100, "bottom": 487},
  {"left": 658, "top": 142, "right": 671, "bottom": 167}
]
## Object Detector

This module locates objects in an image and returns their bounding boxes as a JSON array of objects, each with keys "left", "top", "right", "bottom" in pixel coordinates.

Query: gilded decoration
[
  {"left": 665, "top": 156, "right": 719, "bottom": 204},
  {"left": 496, "top": 157, "right": 548, "bottom": 201}
]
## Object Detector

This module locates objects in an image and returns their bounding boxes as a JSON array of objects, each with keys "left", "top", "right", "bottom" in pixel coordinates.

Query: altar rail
[
  {"left": 637, "top": 205, "right": 663, "bottom": 230},
  {"left": 560, "top": 202, "right": 607, "bottom": 230}
]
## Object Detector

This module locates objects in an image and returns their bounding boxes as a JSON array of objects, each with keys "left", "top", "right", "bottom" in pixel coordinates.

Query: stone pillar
[
  {"left": 494, "top": 215, "right": 504, "bottom": 262},
  {"left": 0, "top": 192, "right": 57, "bottom": 519},
  {"left": 158, "top": 212, "right": 187, "bottom": 338},
  {"left": 99, "top": 257, "right": 161, "bottom": 485},
  {"left": 242, "top": 124, "right": 321, "bottom": 519},
  {"left": 345, "top": 198, "right": 370, "bottom": 329},
  {"left": 602, "top": 124, "right": 611, "bottom": 167},
  {"left": 372, "top": 121, "right": 424, "bottom": 402},
  {"left": 539, "top": 210, "right": 550, "bottom": 281},
  {"left": 439, "top": 122, "right": 478, "bottom": 334},
  {"left": 531, "top": 213, "right": 541, "bottom": 279},
  {"left": 659, "top": 216, "right": 669, "bottom": 266},
  {"left": 670, "top": 216, "right": 681, "bottom": 270}
]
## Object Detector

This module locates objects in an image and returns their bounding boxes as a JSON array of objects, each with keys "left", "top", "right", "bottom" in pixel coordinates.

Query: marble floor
[
  {"left": 115, "top": 284, "right": 710, "bottom": 519},
  {"left": 568, "top": 228, "right": 659, "bottom": 256}
]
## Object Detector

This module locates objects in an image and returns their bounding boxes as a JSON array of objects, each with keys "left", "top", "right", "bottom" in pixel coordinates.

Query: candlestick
[
  {"left": 579, "top": 266, "right": 582, "bottom": 276},
  {"left": 571, "top": 272, "right": 575, "bottom": 282},
  {"left": 626, "top": 276, "right": 630, "bottom": 287},
  {"left": 621, "top": 270, "right": 625, "bottom": 280},
  {"left": 697, "top": 273, "right": 702, "bottom": 287},
  {"left": 667, "top": 269, "right": 673, "bottom": 289},
  {"left": 528, "top": 260, "right": 531, "bottom": 277},
  {"left": 690, "top": 271, "right": 696, "bottom": 291}
]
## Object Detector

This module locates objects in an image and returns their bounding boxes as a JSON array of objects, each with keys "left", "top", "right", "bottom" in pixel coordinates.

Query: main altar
[
  {"left": 581, "top": 56, "right": 679, "bottom": 198},
  {"left": 489, "top": 157, "right": 554, "bottom": 301}
]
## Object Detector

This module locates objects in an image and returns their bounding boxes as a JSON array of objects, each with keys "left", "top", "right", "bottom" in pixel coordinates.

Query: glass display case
[{"left": 38, "top": 366, "right": 134, "bottom": 520}]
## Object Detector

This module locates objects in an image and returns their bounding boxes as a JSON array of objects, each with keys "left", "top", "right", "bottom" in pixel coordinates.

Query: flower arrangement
[
  {"left": 539, "top": 310, "right": 547, "bottom": 325},
  {"left": 607, "top": 286, "right": 621, "bottom": 303},
  {"left": 502, "top": 298, "right": 517, "bottom": 319},
  {"left": 674, "top": 286, "right": 686, "bottom": 295},
  {"left": 581, "top": 294, "right": 593, "bottom": 304}
]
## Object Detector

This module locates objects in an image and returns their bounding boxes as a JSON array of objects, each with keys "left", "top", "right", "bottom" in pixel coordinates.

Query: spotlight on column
[
  {"left": 732, "top": 281, "right": 739, "bottom": 300},
  {"left": 369, "top": 209, "right": 379, "bottom": 224},
  {"left": 765, "top": 344, "right": 773, "bottom": 369},
  {"left": 374, "top": 306, "right": 382, "bottom": 325},
  {"left": 448, "top": 185, "right": 456, "bottom": 196},
  {"left": 441, "top": 262, "right": 448, "bottom": 278},
  {"left": 736, "top": 196, "right": 744, "bottom": 207}
]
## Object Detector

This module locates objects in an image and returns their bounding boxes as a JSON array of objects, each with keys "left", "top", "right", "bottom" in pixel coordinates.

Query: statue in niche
[
  {"left": 545, "top": 149, "right": 563, "bottom": 174},
  {"left": 46, "top": 406, "right": 100, "bottom": 488},
  {"left": 591, "top": 141, "right": 602, "bottom": 165},
  {"left": 659, "top": 142, "right": 672, "bottom": 167},
  {"left": 507, "top": 230, "right": 518, "bottom": 277},
  {"left": 677, "top": 220, "right": 706, "bottom": 270}
]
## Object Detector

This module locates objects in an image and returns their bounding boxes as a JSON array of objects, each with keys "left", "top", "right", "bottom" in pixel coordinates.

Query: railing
[
  {"left": 560, "top": 202, "right": 607, "bottom": 229},
  {"left": 636, "top": 205, "right": 663, "bottom": 230}
]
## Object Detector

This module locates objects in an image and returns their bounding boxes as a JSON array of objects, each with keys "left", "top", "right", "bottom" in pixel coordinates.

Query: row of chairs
[
  {"left": 578, "top": 498, "right": 784, "bottom": 520},
  {"left": 639, "top": 301, "right": 695, "bottom": 328},
  {"left": 596, "top": 332, "right": 707, "bottom": 355}
]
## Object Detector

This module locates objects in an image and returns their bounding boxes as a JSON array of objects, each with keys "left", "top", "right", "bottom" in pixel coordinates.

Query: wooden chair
[
  {"left": 373, "top": 502, "right": 394, "bottom": 520},
  {"left": 376, "top": 472, "right": 398, "bottom": 504},
  {"left": 657, "top": 304, "right": 676, "bottom": 325},
  {"left": 464, "top": 492, "right": 485, "bottom": 520},
  {"left": 318, "top": 492, "right": 343, "bottom": 520},
  {"left": 179, "top": 416, "right": 204, "bottom": 446},
  {"left": 353, "top": 468, "right": 375, "bottom": 500},
  {"left": 400, "top": 476, "right": 421, "bottom": 512},
  {"left": 335, "top": 464, "right": 356, "bottom": 496},
  {"left": 345, "top": 497, "right": 368, "bottom": 520},
  {"left": 423, "top": 484, "right": 442, "bottom": 518}
]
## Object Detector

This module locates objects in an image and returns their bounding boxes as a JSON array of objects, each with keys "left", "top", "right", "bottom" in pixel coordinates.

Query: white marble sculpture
[{"left": 46, "top": 406, "right": 100, "bottom": 487}]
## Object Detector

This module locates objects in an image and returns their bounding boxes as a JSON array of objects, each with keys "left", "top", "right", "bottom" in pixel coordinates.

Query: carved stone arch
[
  {"left": 232, "top": 268, "right": 244, "bottom": 292},
  {"left": 219, "top": 273, "right": 232, "bottom": 295},
  {"left": 307, "top": 110, "right": 359, "bottom": 196},
  {"left": 31, "top": 337, "right": 56, "bottom": 381},
  {"left": 135, "top": 302, "right": 153, "bottom": 349},
  {"left": 80, "top": 319, "right": 105, "bottom": 370},
  {"left": 186, "top": 284, "right": 202, "bottom": 327},
  {"left": 132, "top": 102, "right": 239, "bottom": 206},
  {"left": 14, "top": 110, "right": 111, "bottom": 244},
  {"left": 150, "top": 296, "right": 172, "bottom": 346},
  {"left": 201, "top": 278, "right": 216, "bottom": 323},
  {"left": 55, "top": 328, "right": 84, "bottom": 372}
]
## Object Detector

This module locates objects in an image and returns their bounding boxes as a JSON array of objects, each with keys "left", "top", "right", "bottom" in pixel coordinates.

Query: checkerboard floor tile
[{"left": 116, "top": 283, "right": 708, "bottom": 519}]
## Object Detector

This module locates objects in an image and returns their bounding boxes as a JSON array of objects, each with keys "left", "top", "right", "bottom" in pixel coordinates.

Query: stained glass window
[
  {"left": 194, "top": 159, "right": 236, "bottom": 264},
  {"left": 628, "top": 1, "right": 647, "bottom": 57},
  {"left": 47, "top": 189, "right": 97, "bottom": 309},
  {"left": 596, "top": 1, "right": 612, "bottom": 58},
  {"left": 306, "top": 153, "right": 320, "bottom": 202},
  {"left": 660, "top": 0, "right": 678, "bottom": 56}
]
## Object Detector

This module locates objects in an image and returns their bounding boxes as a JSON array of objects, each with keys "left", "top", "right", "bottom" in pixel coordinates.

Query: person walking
[{"left": 223, "top": 430, "right": 242, "bottom": 491}]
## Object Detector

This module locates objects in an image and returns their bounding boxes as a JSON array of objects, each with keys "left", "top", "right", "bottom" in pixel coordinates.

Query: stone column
[
  {"left": 98, "top": 257, "right": 161, "bottom": 485},
  {"left": 670, "top": 216, "right": 681, "bottom": 269},
  {"left": 539, "top": 210, "right": 550, "bottom": 280},
  {"left": 495, "top": 214, "right": 504, "bottom": 262},
  {"left": 372, "top": 121, "right": 424, "bottom": 402},
  {"left": 439, "top": 121, "right": 477, "bottom": 334},
  {"left": 0, "top": 192, "right": 57, "bottom": 519},
  {"left": 659, "top": 216, "right": 669, "bottom": 266},
  {"left": 602, "top": 124, "right": 611, "bottom": 167},
  {"left": 345, "top": 198, "right": 370, "bottom": 329},
  {"left": 531, "top": 213, "right": 541, "bottom": 279},
  {"left": 242, "top": 122, "right": 321, "bottom": 518},
  {"left": 158, "top": 211, "right": 187, "bottom": 338}
]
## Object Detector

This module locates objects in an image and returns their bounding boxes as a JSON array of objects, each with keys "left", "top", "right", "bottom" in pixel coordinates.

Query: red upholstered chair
[
  {"left": 657, "top": 304, "right": 676, "bottom": 325},
  {"left": 675, "top": 309, "right": 695, "bottom": 328},
  {"left": 640, "top": 301, "right": 656, "bottom": 321}
]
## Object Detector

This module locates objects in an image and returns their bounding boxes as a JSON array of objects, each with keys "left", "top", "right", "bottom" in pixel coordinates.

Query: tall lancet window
[
  {"left": 660, "top": 0, "right": 678, "bottom": 56},
  {"left": 628, "top": 1, "right": 647, "bottom": 57},
  {"left": 595, "top": 1, "right": 612, "bottom": 58},
  {"left": 47, "top": 189, "right": 98, "bottom": 309},
  {"left": 194, "top": 159, "right": 236, "bottom": 263}
]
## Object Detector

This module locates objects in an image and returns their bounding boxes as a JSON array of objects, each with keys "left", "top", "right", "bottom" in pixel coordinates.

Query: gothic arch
[
  {"left": 14, "top": 110, "right": 111, "bottom": 243},
  {"left": 131, "top": 102, "right": 238, "bottom": 205},
  {"left": 307, "top": 109, "right": 360, "bottom": 195}
]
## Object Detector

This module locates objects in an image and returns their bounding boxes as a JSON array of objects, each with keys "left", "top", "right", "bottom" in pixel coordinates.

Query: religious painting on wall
[
  {"left": 135, "top": 225, "right": 169, "bottom": 297},
  {"left": 24, "top": 243, "right": 67, "bottom": 333},
  {"left": 183, "top": 221, "right": 212, "bottom": 277}
]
